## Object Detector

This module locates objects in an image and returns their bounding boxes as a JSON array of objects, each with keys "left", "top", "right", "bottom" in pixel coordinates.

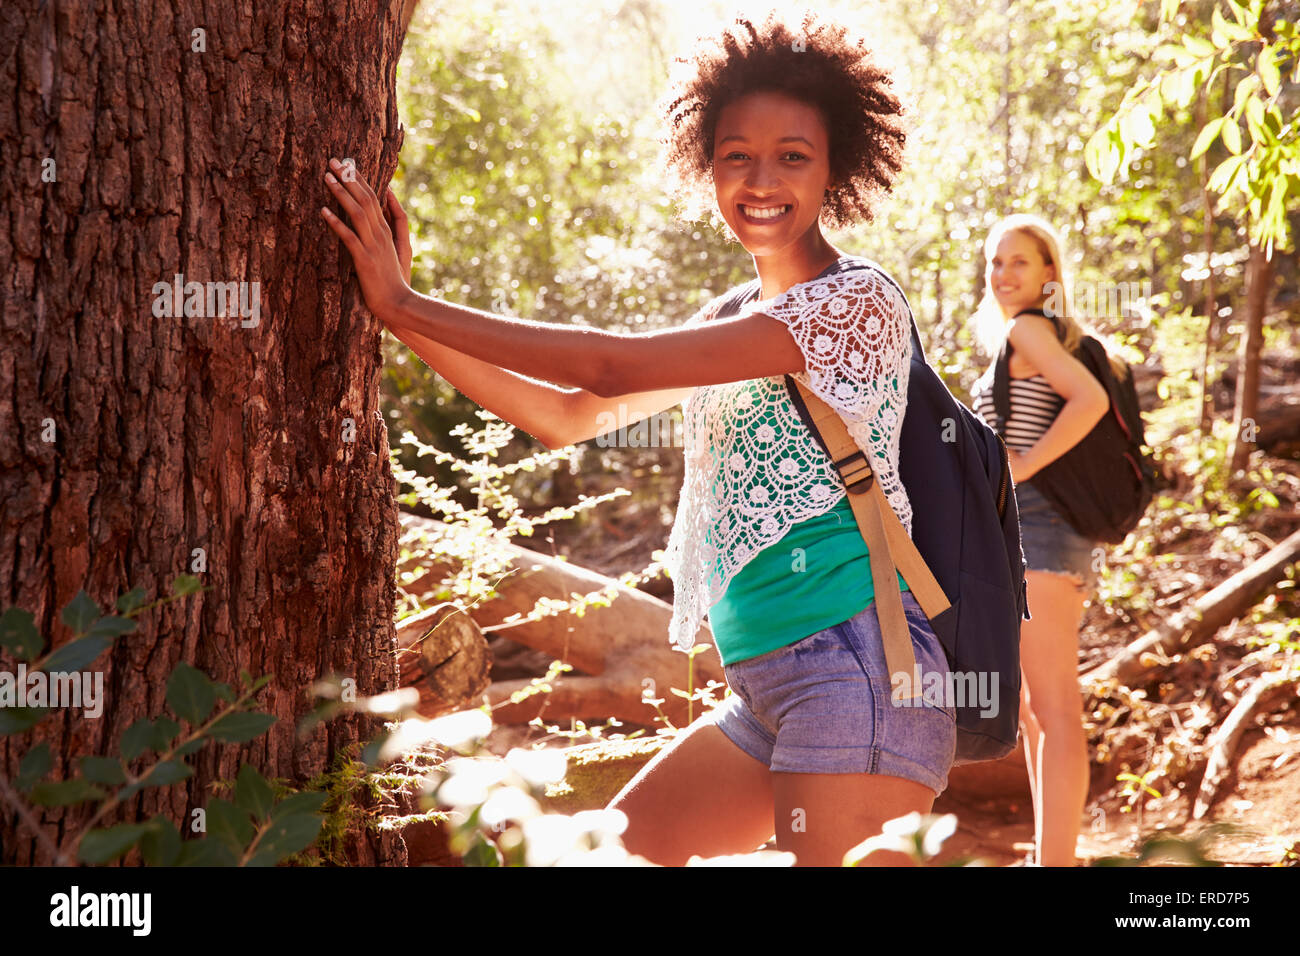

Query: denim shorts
[
  {"left": 707, "top": 589, "right": 956, "bottom": 794},
  {"left": 1016, "top": 481, "right": 1096, "bottom": 585}
]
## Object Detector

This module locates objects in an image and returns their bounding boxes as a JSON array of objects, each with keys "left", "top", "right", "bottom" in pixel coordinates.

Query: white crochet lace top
[{"left": 662, "top": 262, "right": 915, "bottom": 652}]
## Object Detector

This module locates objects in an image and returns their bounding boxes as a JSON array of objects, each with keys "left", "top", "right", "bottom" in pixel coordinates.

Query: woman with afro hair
[{"left": 322, "top": 8, "right": 955, "bottom": 866}]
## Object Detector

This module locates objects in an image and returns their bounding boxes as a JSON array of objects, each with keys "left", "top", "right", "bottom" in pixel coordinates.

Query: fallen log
[
  {"left": 396, "top": 512, "right": 723, "bottom": 727},
  {"left": 1085, "top": 527, "right": 1300, "bottom": 686},
  {"left": 396, "top": 603, "right": 491, "bottom": 718},
  {"left": 1192, "top": 668, "right": 1299, "bottom": 819}
]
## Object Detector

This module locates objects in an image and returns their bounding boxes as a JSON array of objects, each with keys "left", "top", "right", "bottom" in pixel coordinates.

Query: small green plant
[
  {"left": 1091, "top": 823, "right": 1244, "bottom": 867},
  {"left": 0, "top": 577, "right": 326, "bottom": 866},
  {"left": 639, "top": 643, "right": 727, "bottom": 733}
]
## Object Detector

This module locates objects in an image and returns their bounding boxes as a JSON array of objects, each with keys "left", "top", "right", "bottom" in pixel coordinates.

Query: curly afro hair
[{"left": 657, "top": 8, "right": 907, "bottom": 233}]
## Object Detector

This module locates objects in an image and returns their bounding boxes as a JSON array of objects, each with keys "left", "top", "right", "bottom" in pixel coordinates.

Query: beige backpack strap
[{"left": 789, "top": 379, "right": 951, "bottom": 700}]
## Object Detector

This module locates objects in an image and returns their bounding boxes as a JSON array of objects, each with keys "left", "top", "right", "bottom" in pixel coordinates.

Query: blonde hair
[{"left": 973, "top": 213, "right": 1128, "bottom": 378}]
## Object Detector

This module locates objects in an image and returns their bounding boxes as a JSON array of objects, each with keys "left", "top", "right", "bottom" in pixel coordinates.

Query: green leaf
[
  {"left": 1245, "top": 96, "right": 1269, "bottom": 143},
  {"left": 15, "top": 742, "right": 51, "bottom": 791},
  {"left": 88, "top": 615, "right": 137, "bottom": 639},
  {"left": 139, "top": 759, "right": 193, "bottom": 788},
  {"left": 1233, "top": 74, "right": 1261, "bottom": 115},
  {"left": 1160, "top": 67, "right": 1196, "bottom": 108},
  {"left": 1084, "top": 127, "right": 1120, "bottom": 183},
  {"left": 1118, "top": 103, "right": 1156, "bottom": 149},
  {"left": 246, "top": 813, "right": 324, "bottom": 866},
  {"left": 1208, "top": 154, "right": 1247, "bottom": 193},
  {"left": 270, "top": 791, "right": 330, "bottom": 821},
  {"left": 206, "top": 797, "right": 256, "bottom": 852},
  {"left": 462, "top": 832, "right": 503, "bottom": 867},
  {"left": 1222, "top": 118, "right": 1242, "bottom": 155},
  {"left": 42, "top": 634, "right": 114, "bottom": 673},
  {"left": 28, "top": 779, "right": 107, "bottom": 807},
  {"left": 174, "top": 738, "right": 205, "bottom": 756},
  {"left": 121, "top": 719, "right": 154, "bottom": 761},
  {"left": 61, "top": 591, "right": 100, "bottom": 636},
  {"left": 213, "top": 682, "right": 235, "bottom": 703},
  {"left": 151, "top": 716, "right": 181, "bottom": 751},
  {"left": 139, "top": 815, "right": 182, "bottom": 866},
  {"left": 1183, "top": 35, "right": 1218, "bottom": 57},
  {"left": 206, "top": 712, "right": 277, "bottom": 743},
  {"left": 1191, "top": 117, "right": 1225, "bottom": 159},
  {"left": 1212, "top": 6, "right": 1254, "bottom": 43},
  {"left": 1258, "top": 44, "right": 1281, "bottom": 96},
  {"left": 79, "top": 755, "right": 127, "bottom": 785},
  {"left": 177, "top": 838, "right": 239, "bottom": 866},
  {"left": 0, "top": 607, "right": 43, "bottom": 661},
  {"left": 1265, "top": 178, "right": 1288, "bottom": 239},
  {"left": 78, "top": 823, "right": 150, "bottom": 864},
  {"left": 0, "top": 706, "right": 50, "bottom": 735},
  {"left": 234, "top": 764, "right": 275, "bottom": 820},
  {"left": 115, "top": 586, "right": 148, "bottom": 616},
  {"left": 171, "top": 574, "right": 203, "bottom": 597},
  {"left": 166, "top": 662, "right": 216, "bottom": 725}
]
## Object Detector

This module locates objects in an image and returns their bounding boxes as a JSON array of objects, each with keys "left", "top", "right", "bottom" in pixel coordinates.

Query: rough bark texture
[
  {"left": 1230, "top": 242, "right": 1273, "bottom": 472},
  {"left": 0, "top": 1, "right": 410, "bottom": 864}
]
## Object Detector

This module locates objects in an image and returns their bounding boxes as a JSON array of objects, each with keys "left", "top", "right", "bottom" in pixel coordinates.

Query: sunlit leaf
[
  {"left": 1191, "top": 117, "right": 1225, "bottom": 160},
  {"left": 1258, "top": 45, "right": 1281, "bottom": 97}
]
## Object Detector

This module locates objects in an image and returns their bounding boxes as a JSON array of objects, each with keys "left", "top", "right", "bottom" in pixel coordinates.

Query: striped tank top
[{"left": 971, "top": 372, "right": 1064, "bottom": 452}]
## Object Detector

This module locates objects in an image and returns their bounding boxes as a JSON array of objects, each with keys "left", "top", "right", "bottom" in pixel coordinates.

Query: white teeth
[{"left": 742, "top": 204, "right": 790, "bottom": 220}]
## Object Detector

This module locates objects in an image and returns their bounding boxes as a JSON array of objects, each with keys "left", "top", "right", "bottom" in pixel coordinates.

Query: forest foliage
[{"left": 384, "top": 0, "right": 1298, "bottom": 653}]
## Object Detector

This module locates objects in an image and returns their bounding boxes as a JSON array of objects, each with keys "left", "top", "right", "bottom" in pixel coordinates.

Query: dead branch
[
  {"left": 1085, "top": 527, "right": 1300, "bottom": 686},
  {"left": 1193, "top": 668, "right": 1299, "bottom": 819}
]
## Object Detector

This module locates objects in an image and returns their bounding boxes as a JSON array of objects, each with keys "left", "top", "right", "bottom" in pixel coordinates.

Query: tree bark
[
  {"left": 0, "top": 0, "right": 410, "bottom": 865},
  {"left": 1196, "top": 87, "right": 1219, "bottom": 439},
  {"left": 1229, "top": 241, "right": 1273, "bottom": 472}
]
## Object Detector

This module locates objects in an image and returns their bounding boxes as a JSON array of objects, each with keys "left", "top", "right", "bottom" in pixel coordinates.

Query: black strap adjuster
[{"left": 833, "top": 450, "right": 874, "bottom": 495}]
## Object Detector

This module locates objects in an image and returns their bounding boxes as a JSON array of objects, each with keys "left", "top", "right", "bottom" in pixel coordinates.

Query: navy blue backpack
[{"left": 711, "top": 256, "right": 1028, "bottom": 763}]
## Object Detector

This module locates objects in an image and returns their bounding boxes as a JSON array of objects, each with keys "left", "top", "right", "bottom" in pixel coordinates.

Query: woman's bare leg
[
  {"left": 608, "top": 718, "right": 775, "bottom": 866},
  {"left": 771, "top": 771, "right": 937, "bottom": 866},
  {"left": 1019, "top": 568, "right": 1090, "bottom": 866}
]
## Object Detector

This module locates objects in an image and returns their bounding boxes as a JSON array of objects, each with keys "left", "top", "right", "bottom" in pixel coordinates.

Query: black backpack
[
  {"left": 991, "top": 309, "right": 1156, "bottom": 545},
  {"left": 711, "top": 256, "right": 1027, "bottom": 764}
]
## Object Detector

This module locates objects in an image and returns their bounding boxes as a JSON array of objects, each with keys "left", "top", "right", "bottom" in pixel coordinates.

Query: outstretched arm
[
  {"left": 320, "top": 159, "right": 805, "bottom": 397},
  {"left": 1005, "top": 313, "right": 1109, "bottom": 480}
]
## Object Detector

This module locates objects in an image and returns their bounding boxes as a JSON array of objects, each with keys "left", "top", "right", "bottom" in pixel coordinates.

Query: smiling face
[
  {"left": 711, "top": 90, "right": 834, "bottom": 257},
  {"left": 989, "top": 228, "right": 1057, "bottom": 318}
]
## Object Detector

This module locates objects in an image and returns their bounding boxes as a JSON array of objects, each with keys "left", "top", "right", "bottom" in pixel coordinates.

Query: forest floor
[{"left": 480, "top": 449, "right": 1300, "bottom": 867}]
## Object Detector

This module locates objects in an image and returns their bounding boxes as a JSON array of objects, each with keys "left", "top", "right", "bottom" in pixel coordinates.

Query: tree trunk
[
  {"left": 0, "top": 1, "right": 410, "bottom": 865},
  {"left": 1229, "top": 241, "right": 1273, "bottom": 472},
  {"left": 1196, "top": 87, "right": 1219, "bottom": 439}
]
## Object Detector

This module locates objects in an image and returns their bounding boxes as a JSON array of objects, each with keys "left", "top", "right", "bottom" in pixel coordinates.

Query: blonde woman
[{"left": 970, "top": 214, "right": 1114, "bottom": 866}]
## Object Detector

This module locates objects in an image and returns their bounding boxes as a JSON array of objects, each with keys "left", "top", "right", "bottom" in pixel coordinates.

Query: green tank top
[
  {"left": 704, "top": 373, "right": 910, "bottom": 667},
  {"left": 707, "top": 492, "right": 909, "bottom": 666}
]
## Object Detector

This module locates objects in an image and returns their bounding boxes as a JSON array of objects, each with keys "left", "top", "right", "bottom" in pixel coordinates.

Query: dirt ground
[
  {"left": 480, "top": 455, "right": 1300, "bottom": 867},
  {"left": 930, "top": 717, "right": 1300, "bottom": 866}
]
